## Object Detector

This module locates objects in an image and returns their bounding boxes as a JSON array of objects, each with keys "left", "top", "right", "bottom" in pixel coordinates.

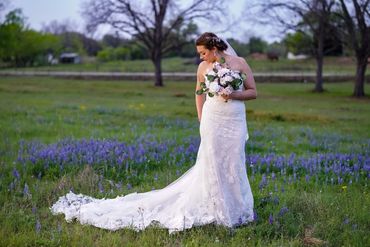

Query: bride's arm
[
  {"left": 228, "top": 58, "right": 257, "bottom": 101},
  {"left": 195, "top": 62, "right": 206, "bottom": 122}
]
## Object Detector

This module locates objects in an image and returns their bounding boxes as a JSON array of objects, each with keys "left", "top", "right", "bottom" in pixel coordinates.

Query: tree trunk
[
  {"left": 353, "top": 56, "right": 367, "bottom": 97},
  {"left": 314, "top": 34, "right": 324, "bottom": 92},
  {"left": 153, "top": 53, "right": 163, "bottom": 87}
]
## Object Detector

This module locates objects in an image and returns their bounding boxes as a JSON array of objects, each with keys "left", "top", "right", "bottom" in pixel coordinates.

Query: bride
[{"left": 51, "top": 32, "right": 257, "bottom": 233}]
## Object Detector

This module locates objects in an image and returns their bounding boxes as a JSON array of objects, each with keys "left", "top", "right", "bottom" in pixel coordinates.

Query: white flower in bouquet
[
  {"left": 220, "top": 85, "right": 233, "bottom": 96},
  {"left": 218, "top": 68, "right": 229, "bottom": 77},
  {"left": 214, "top": 62, "right": 223, "bottom": 71},
  {"left": 209, "top": 82, "right": 221, "bottom": 94},
  {"left": 220, "top": 75, "right": 233, "bottom": 86},
  {"left": 231, "top": 71, "right": 240, "bottom": 78},
  {"left": 195, "top": 62, "right": 245, "bottom": 101},
  {"left": 206, "top": 69, "right": 216, "bottom": 78}
]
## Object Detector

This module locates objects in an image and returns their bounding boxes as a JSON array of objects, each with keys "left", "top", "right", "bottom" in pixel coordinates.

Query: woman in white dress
[{"left": 51, "top": 32, "right": 257, "bottom": 233}]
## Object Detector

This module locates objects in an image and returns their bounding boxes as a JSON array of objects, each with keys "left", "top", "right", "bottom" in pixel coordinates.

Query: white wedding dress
[{"left": 51, "top": 84, "right": 254, "bottom": 233}]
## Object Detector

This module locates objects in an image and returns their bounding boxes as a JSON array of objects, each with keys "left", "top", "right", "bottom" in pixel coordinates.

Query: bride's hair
[{"left": 196, "top": 32, "right": 228, "bottom": 51}]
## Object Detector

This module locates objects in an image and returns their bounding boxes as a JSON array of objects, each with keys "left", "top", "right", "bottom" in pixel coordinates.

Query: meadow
[
  {"left": 0, "top": 76, "right": 369, "bottom": 246},
  {"left": 2, "top": 56, "right": 369, "bottom": 75}
]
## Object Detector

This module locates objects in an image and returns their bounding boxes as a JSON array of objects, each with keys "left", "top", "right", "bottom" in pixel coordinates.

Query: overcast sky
[{"left": 8, "top": 0, "right": 281, "bottom": 43}]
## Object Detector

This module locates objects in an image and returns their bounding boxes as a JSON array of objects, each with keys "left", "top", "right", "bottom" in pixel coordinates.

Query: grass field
[
  {"left": 0, "top": 77, "right": 369, "bottom": 246},
  {"left": 1, "top": 56, "right": 369, "bottom": 75}
]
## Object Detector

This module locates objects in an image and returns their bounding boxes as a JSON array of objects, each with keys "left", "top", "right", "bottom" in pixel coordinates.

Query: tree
[
  {"left": 0, "top": 9, "right": 25, "bottom": 65},
  {"left": 283, "top": 32, "right": 313, "bottom": 55},
  {"left": 102, "top": 32, "right": 126, "bottom": 48},
  {"left": 227, "top": 38, "right": 249, "bottom": 57},
  {"left": 42, "top": 20, "right": 103, "bottom": 56},
  {"left": 41, "top": 19, "right": 78, "bottom": 35},
  {"left": 337, "top": 0, "right": 370, "bottom": 97},
  {"left": 260, "top": 0, "right": 336, "bottom": 92},
  {"left": 83, "top": 0, "right": 224, "bottom": 86},
  {"left": 161, "top": 21, "right": 200, "bottom": 58},
  {"left": 0, "top": 9, "right": 61, "bottom": 67},
  {"left": 42, "top": 20, "right": 85, "bottom": 54},
  {"left": 248, "top": 37, "right": 268, "bottom": 54},
  {"left": 15, "top": 30, "right": 60, "bottom": 66},
  {"left": 0, "top": 0, "right": 9, "bottom": 20}
]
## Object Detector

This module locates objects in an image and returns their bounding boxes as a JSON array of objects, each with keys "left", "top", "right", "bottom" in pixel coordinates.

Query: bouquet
[{"left": 196, "top": 62, "right": 245, "bottom": 100}]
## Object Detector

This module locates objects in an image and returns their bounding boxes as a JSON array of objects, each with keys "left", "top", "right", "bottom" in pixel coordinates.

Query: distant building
[
  {"left": 59, "top": 53, "right": 81, "bottom": 64},
  {"left": 47, "top": 53, "right": 58, "bottom": 65},
  {"left": 250, "top": 52, "right": 267, "bottom": 60},
  {"left": 287, "top": 52, "right": 309, "bottom": 60}
]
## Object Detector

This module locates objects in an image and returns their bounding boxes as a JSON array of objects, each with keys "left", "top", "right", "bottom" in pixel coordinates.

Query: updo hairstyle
[{"left": 195, "top": 32, "right": 228, "bottom": 51}]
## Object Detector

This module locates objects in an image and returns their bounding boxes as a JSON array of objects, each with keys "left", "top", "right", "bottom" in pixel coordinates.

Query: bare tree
[
  {"left": 82, "top": 0, "right": 224, "bottom": 86},
  {"left": 337, "top": 0, "right": 369, "bottom": 97},
  {"left": 41, "top": 20, "right": 77, "bottom": 52},
  {"left": 259, "top": 0, "right": 336, "bottom": 92},
  {"left": 0, "top": 0, "right": 9, "bottom": 21},
  {"left": 41, "top": 19, "right": 78, "bottom": 35}
]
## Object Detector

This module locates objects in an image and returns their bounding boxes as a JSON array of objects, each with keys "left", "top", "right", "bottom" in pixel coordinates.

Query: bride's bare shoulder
[
  {"left": 235, "top": 56, "right": 247, "bottom": 64},
  {"left": 236, "top": 56, "right": 252, "bottom": 73},
  {"left": 197, "top": 61, "right": 209, "bottom": 73}
]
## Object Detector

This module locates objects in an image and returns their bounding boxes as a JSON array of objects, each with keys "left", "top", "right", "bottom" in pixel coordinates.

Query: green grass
[
  {"left": 1, "top": 56, "right": 369, "bottom": 74},
  {"left": 0, "top": 77, "right": 369, "bottom": 246}
]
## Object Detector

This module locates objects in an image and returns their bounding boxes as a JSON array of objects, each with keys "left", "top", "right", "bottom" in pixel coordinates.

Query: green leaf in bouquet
[
  {"left": 237, "top": 78, "right": 243, "bottom": 86},
  {"left": 241, "top": 72, "right": 247, "bottom": 80},
  {"left": 206, "top": 75, "right": 215, "bottom": 81},
  {"left": 208, "top": 92, "right": 214, "bottom": 97},
  {"left": 220, "top": 57, "right": 226, "bottom": 64},
  {"left": 196, "top": 89, "right": 204, "bottom": 95},
  {"left": 231, "top": 79, "right": 242, "bottom": 90}
]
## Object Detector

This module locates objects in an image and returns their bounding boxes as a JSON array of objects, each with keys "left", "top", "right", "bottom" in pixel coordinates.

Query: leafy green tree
[
  {"left": 0, "top": 8, "right": 62, "bottom": 67},
  {"left": 17, "top": 30, "right": 61, "bottom": 66},
  {"left": 284, "top": 32, "right": 313, "bottom": 55},
  {"left": 248, "top": 37, "right": 268, "bottom": 54},
  {"left": 0, "top": 9, "right": 25, "bottom": 65},
  {"left": 267, "top": 41, "right": 287, "bottom": 59},
  {"left": 227, "top": 38, "right": 249, "bottom": 57},
  {"left": 102, "top": 33, "right": 125, "bottom": 48}
]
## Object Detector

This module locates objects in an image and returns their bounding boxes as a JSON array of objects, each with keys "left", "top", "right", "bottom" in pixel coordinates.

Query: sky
[{"left": 8, "top": 0, "right": 281, "bottom": 43}]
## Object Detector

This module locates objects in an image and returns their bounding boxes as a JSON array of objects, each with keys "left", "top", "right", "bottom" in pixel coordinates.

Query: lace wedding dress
[{"left": 51, "top": 77, "right": 254, "bottom": 233}]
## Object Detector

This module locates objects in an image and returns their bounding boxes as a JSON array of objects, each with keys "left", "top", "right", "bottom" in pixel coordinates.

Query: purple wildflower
[
  {"left": 11, "top": 168, "right": 20, "bottom": 181},
  {"left": 32, "top": 206, "right": 37, "bottom": 214},
  {"left": 23, "top": 183, "right": 31, "bottom": 198},
  {"left": 268, "top": 214, "right": 274, "bottom": 224},
  {"left": 115, "top": 181, "right": 122, "bottom": 190},
  {"left": 98, "top": 181, "right": 104, "bottom": 193},
  {"left": 278, "top": 206, "right": 289, "bottom": 217},
  {"left": 343, "top": 217, "right": 350, "bottom": 225},
  {"left": 253, "top": 210, "right": 258, "bottom": 222},
  {"left": 57, "top": 222, "right": 62, "bottom": 233},
  {"left": 8, "top": 181, "right": 15, "bottom": 191},
  {"left": 36, "top": 219, "right": 41, "bottom": 233}
]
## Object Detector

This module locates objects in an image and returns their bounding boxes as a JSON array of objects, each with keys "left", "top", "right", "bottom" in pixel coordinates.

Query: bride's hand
[{"left": 220, "top": 93, "right": 231, "bottom": 101}]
